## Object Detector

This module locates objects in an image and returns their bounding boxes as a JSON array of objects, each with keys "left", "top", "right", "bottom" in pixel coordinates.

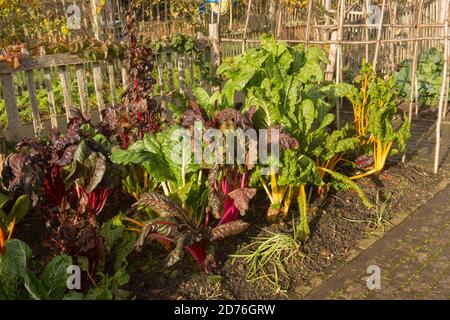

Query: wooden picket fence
[
  {"left": 0, "top": 42, "right": 211, "bottom": 143},
  {"left": 0, "top": 53, "right": 125, "bottom": 142}
]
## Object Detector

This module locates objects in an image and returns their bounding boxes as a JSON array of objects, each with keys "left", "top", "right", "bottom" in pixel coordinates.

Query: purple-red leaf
[{"left": 228, "top": 187, "right": 257, "bottom": 216}]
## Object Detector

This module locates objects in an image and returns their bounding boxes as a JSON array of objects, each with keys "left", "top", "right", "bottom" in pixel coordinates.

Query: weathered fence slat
[
  {"left": 75, "top": 64, "right": 89, "bottom": 115},
  {"left": 156, "top": 54, "right": 167, "bottom": 111},
  {"left": 25, "top": 70, "right": 43, "bottom": 137},
  {"left": 108, "top": 61, "right": 116, "bottom": 107},
  {"left": 121, "top": 60, "right": 128, "bottom": 89},
  {"left": 43, "top": 69, "right": 59, "bottom": 129},
  {"left": 59, "top": 65, "right": 73, "bottom": 120},
  {"left": 0, "top": 74, "right": 21, "bottom": 142},
  {"left": 178, "top": 54, "right": 186, "bottom": 94},
  {"left": 0, "top": 54, "right": 86, "bottom": 74},
  {"left": 166, "top": 51, "right": 175, "bottom": 92},
  {"left": 189, "top": 53, "right": 195, "bottom": 88},
  {"left": 92, "top": 62, "right": 105, "bottom": 117}
]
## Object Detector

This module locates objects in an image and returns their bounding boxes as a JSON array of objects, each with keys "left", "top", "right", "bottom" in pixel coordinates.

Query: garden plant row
[{"left": 0, "top": 34, "right": 410, "bottom": 300}]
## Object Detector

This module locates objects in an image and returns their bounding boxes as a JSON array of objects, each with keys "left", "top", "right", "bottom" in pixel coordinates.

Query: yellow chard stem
[
  {"left": 270, "top": 169, "right": 280, "bottom": 203},
  {"left": 300, "top": 185, "right": 307, "bottom": 207},
  {"left": 122, "top": 217, "right": 145, "bottom": 227},
  {"left": 143, "top": 171, "right": 148, "bottom": 189},
  {"left": 281, "top": 186, "right": 294, "bottom": 218},
  {"left": 271, "top": 171, "right": 278, "bottom": 193},
  {"left": 198, "top": 169, "right": 203, "bottom": 186},
  {"left": 0, "top": 226, "right": 5, "bottom": 256},
  {"left": 376, "top": 139, "right": 383, "bottom": 170},
  {"left": 259, "top": 177, "right": 274, "bottom": 203},
  {"left": 7, "top": 216, "right": 16, "bottom": 241},
  {"left": 380, "top": 141, "right": 394, "bottom": 170},
  {"left": 127, "top": 227, "right": 143, "bottom": 234},
  {"left": 350, "top": 168, "right": 379, "bottom": 180},
  {"left": 297, "top": 184, "right": 310, "bottom": 241}
]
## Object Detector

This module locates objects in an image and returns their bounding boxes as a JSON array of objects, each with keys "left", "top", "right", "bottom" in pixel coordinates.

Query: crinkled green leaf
[
  {"left": 9, "top": 195, "right": 30, "bottom": 224},
  {"left": 100, "top": 216, "right": 126, "bottom": 252},
  {"left": 40, "top": 255, "right": 72, "bottom": 300},
  {"left": 0, "top": 193, "right": 11, "bottom": 209}
]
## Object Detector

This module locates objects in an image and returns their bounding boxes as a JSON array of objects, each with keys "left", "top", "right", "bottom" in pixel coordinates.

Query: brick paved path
[
  {"left": 305, "top": 117, "right": 450, "bottom": 300},
  {"left": 306, "top": 184, "right": 450, "bottom": 300}
]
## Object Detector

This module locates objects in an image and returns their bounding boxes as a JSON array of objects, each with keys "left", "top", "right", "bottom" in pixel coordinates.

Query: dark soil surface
[{"left": 121, "top": 163, "right": 442, "bottom": 300}]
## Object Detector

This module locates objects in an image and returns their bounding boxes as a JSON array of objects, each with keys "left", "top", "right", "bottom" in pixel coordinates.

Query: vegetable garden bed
[
  {"left": 11, "top": 162, "right": 442, "bottom": 300},
  {"left": 119, "top": 164, "right": 444, "bottom": 299},
  {"left": 1, "top": 34, "right": 440, "bottom": 301}
]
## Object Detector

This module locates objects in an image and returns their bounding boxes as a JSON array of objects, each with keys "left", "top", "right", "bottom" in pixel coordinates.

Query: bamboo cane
[
  {"left": 335, "top": 0, "right": 345, "bottom": 129},
  {"left": 444, "top": 75, "right": 449, "bottom": 117},
  {"left": 389, "top": 0, "right": 398, "bottom": 72},
  {"left": 403, "top": 0, "right": 425, "bottom": 163},
  {"left": 410, "top": 0, "right": 425, "bottom": 117},
  {"left": 305, "top": 0, "right": 313, "bottom": 49},
  {"left": 435, "top": 5, "right": 449, "bottom": 173},
  {"left": 373, "top": 0, "right": 387, "bottom": 70},
  {"left": 242, "top": 0, "right": 252, "bottom": 54},
  {"left": 276, "top": 0, "right": 283, "bottom": 39},
  {"left": 364, "top": 0, "right": 369, "bottom": 61}
]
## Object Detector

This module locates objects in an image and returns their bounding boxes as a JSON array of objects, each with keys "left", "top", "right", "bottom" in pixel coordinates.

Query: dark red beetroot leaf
[
  {"left": 185, "top": 242, "right": 207, "bottom": 269},
  {"left": 43, "top": 164, "right": 67, "bottom": 207}
]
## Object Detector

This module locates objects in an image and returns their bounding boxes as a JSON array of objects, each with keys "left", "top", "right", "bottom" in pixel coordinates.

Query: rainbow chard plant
[
  {"left": 132, "top": 192, "right": 249, "bottom": 272},
  {"left": 1, "top": 139, "right": 49, "bottom": 205},
  {"left": 345, "top": 69, "right": 410, "bottom": 180},
  {"left": 1, "top": 112, "right": 123, "bottom": 283},
  {"left": 43, "top": 164, "right": 67, "bottom": 208},
  {"left": 216, "top": 35, "right": 371, "bottom": 231},
  {"left": 311, "top": 124, "right": 360, "bottom": 197},
  {"left": 2, "top": 109, "right": 122, "bottom": 210},
  {"left": 206, "top": 164, "right": 256, "bottom": 226},
  {"left": 177, "top": 100, "right": 257, "bottom": 226},
  {"left": 111, "top": 101, "right": 257, "bottom": 270},
  {"left": 247, "top": 126, "right": 301, "bottom": 222}
]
